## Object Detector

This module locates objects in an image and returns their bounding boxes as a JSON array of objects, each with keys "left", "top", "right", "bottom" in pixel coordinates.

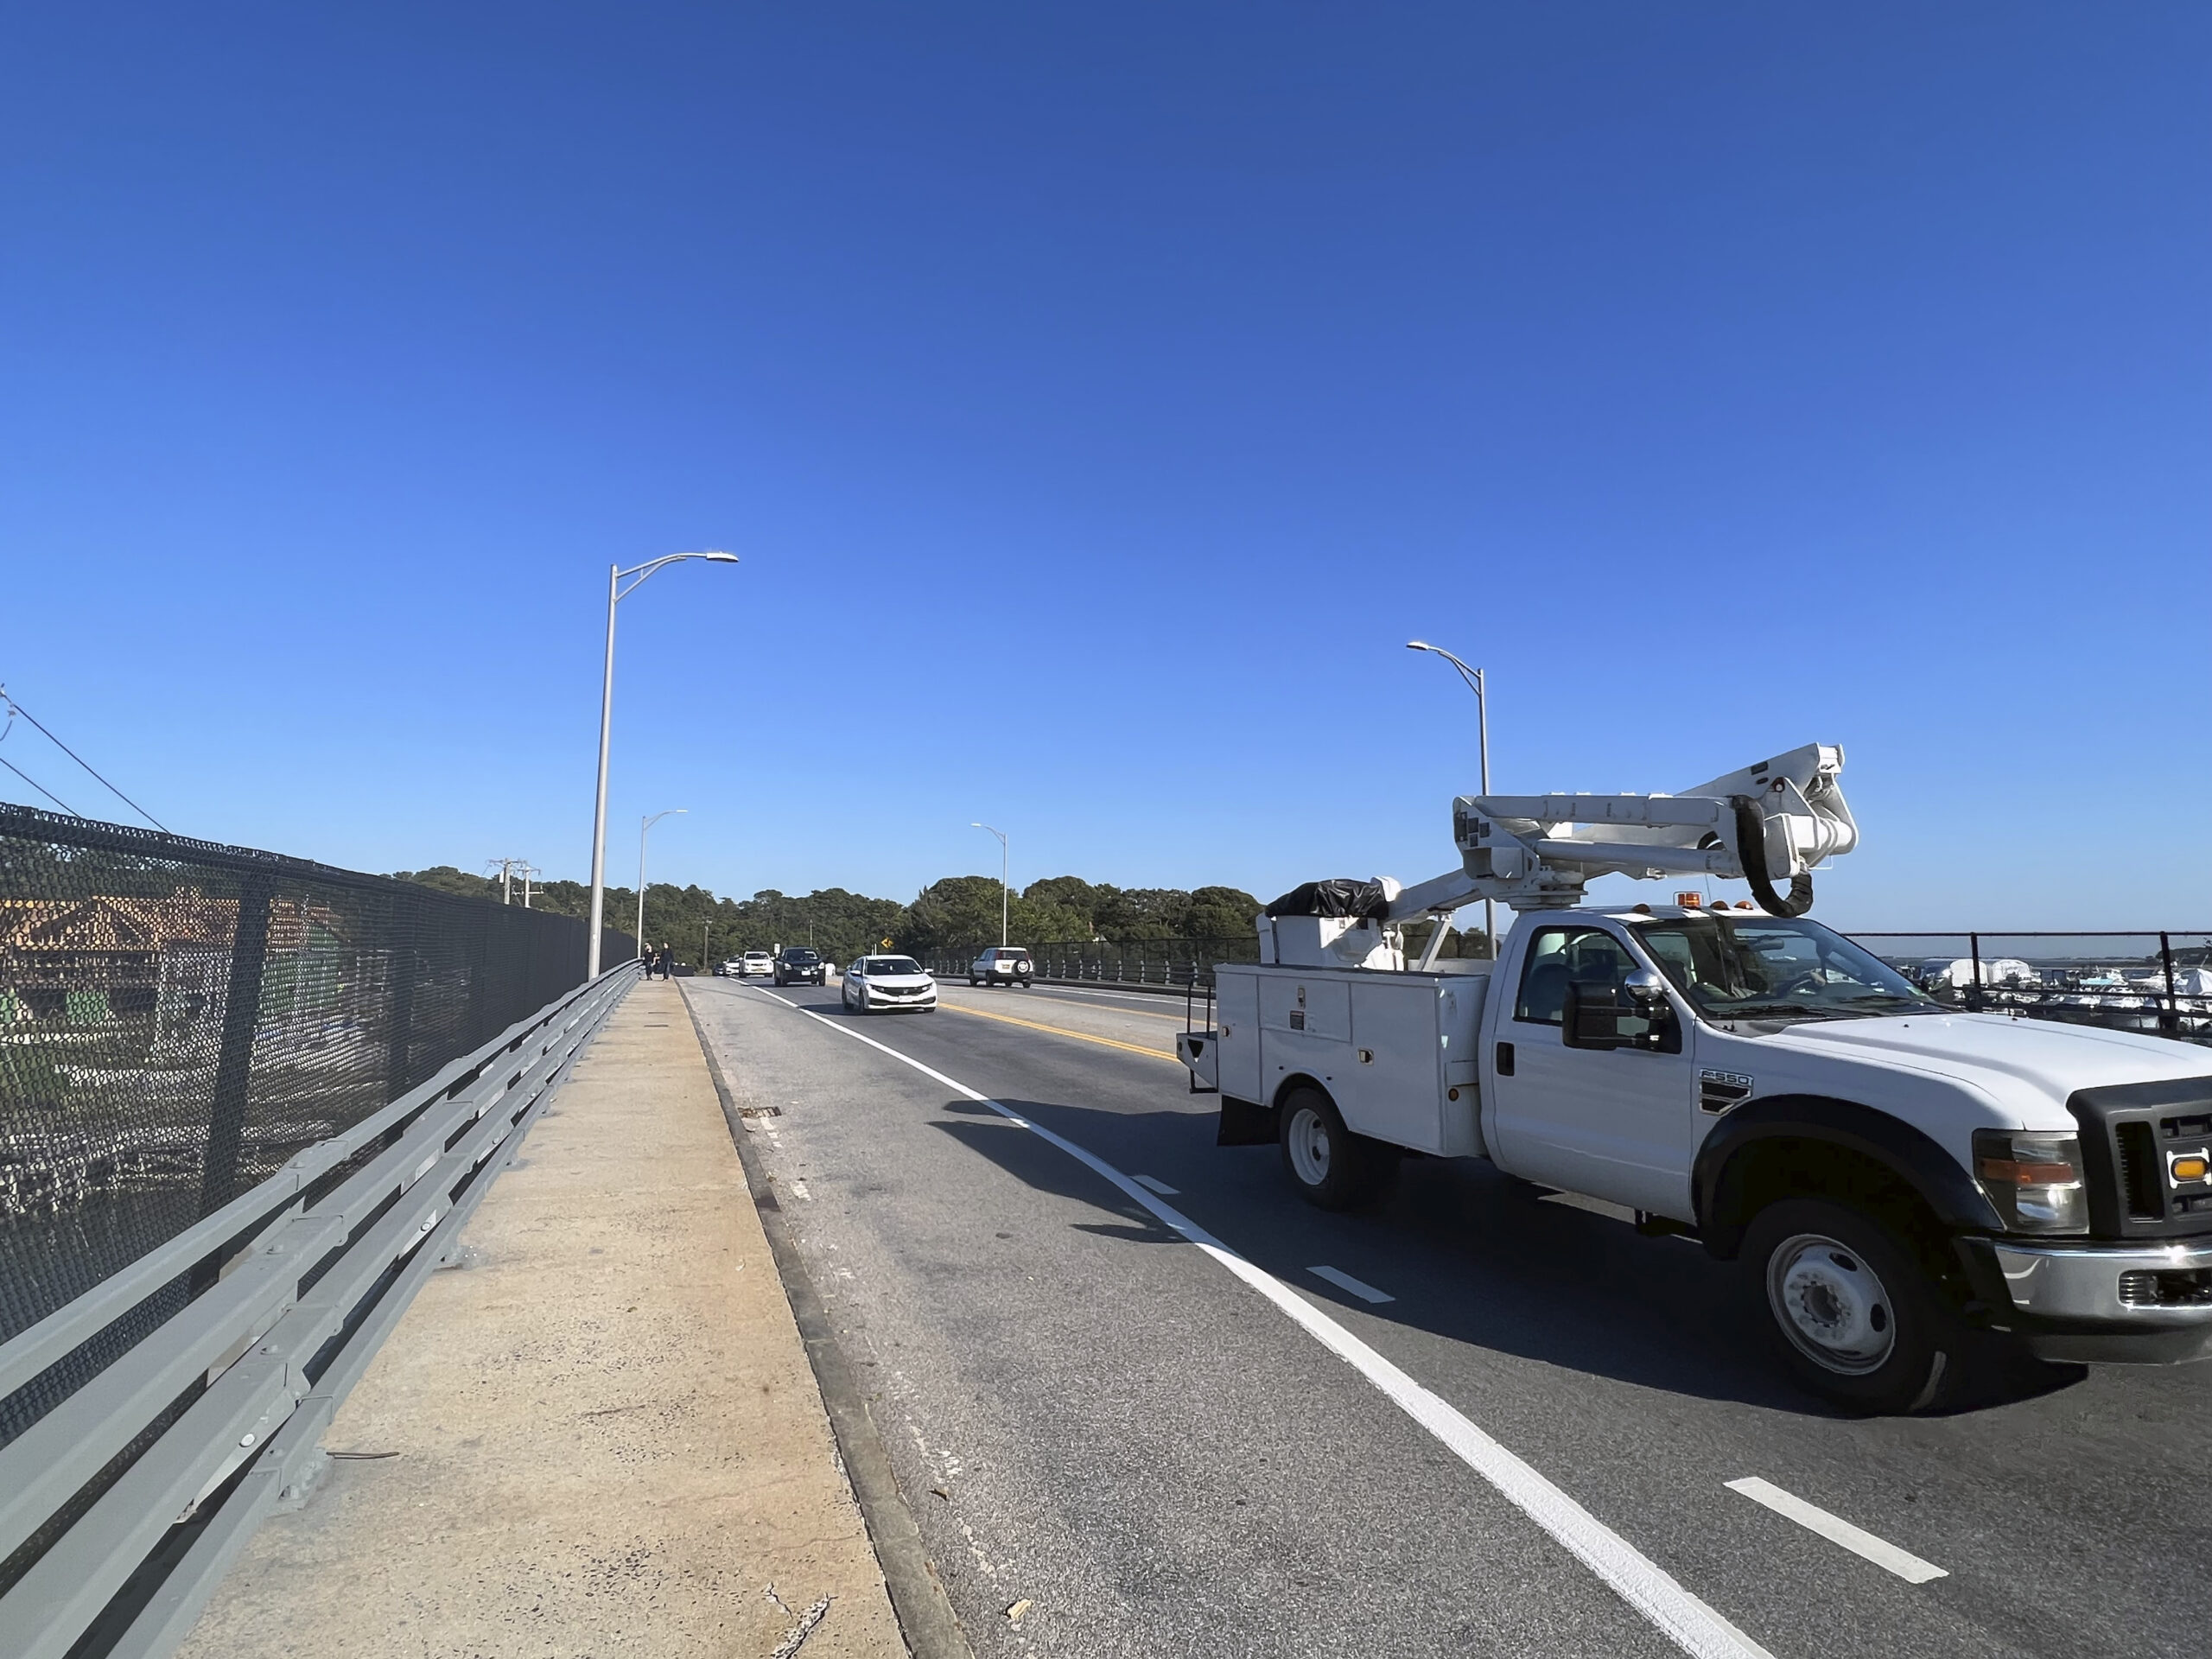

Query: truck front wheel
[
  {"left": 1279, "top": 1088, "right": 1395, "bottom": 1211},
  {"left": 1743, "top": 1198, "right": 1962, "bottom": 1414}
]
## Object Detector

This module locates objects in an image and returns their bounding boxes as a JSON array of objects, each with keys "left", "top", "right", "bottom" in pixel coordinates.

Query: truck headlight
[{"left": 1973, "top": 1129, "right": 2088, "bottom": 1234}]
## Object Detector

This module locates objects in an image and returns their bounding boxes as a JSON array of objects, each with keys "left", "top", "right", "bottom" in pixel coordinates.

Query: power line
[
  {"left": 0, "top": 685, "right": 168, "bottom": 832},
  {"left": 0, "top": 753, "right": 81, "bottom": 817}
]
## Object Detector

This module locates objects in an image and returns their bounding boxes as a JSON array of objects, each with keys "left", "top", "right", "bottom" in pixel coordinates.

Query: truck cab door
[{"left": 1488, "top": 925, "right": 1696, "bottom": 1220}]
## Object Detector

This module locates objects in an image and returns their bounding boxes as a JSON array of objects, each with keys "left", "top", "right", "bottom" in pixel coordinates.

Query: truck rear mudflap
[{"left": 1216, "top": 1096, "right": 1279, "bottom": 1147}]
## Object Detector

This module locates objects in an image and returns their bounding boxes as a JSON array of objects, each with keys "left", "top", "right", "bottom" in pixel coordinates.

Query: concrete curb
[{"left": 678, "top": 986, "right": 976, "bottom": 1659}]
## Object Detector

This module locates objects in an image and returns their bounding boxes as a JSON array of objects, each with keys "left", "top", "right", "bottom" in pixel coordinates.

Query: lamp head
[{"left": 1407, "top": 640, "right": 1431, "bottom": 652}]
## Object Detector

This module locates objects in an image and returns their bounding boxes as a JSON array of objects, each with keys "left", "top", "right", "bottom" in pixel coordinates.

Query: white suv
[
  {"left": 741, "top": 950, "right": 774, "bottom": 978},
  {"left": 969, "top": 947, "right": 1033, "bottom": 988}
]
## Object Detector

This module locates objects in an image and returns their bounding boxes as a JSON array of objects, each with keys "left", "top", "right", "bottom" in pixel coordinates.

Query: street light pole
[
  {"left": 585, "top": 551, "right": 739, "bottom": 977},
  {"left": 637, "top": 809, "right": 686, "bottom": 959},
  {"left": 972, "top": 822, "right": 1008, "bottom": 947},
  {"left": 1406, "top": 641, "right": 1496, "bottom": 957}
]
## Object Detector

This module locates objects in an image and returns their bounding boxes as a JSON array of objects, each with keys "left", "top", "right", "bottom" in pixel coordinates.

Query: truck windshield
[{"left": 1630, "top": 915, "right": 1931, "bottom": 1024}]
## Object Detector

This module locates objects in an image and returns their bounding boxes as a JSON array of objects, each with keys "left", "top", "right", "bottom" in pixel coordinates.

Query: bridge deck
[{"left": 176, "top": 976, "right": 904, "bottom": 1658}]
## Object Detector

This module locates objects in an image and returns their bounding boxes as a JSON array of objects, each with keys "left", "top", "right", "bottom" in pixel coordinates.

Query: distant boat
[{"left": 1916, "top": 957, "right": 2038, "bottom": 990}]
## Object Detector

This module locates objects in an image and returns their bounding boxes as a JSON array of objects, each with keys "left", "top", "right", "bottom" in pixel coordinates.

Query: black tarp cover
[{"left": 1264, "top": 879, "right": 1390, "bottom": 920}]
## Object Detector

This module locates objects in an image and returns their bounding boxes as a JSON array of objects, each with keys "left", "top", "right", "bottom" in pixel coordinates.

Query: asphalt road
[{"left": 684, "top": 975, "right": 2209, "bottom": 1659}]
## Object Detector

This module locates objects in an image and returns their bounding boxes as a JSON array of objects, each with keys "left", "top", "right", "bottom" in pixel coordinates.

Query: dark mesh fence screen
[{"left": 0, "top": 803, "right": 632, "bottom": 1358}]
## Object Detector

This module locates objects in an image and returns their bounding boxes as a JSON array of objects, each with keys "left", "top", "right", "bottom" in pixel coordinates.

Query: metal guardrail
[
  {"left": 0, "top": 963, "right": 637, "bottom": 1659},
  {"left": 1852, "top": 931, "right": 2212, "bottom": 1044},
  {"left": 923, "top": 928, "right": 2212, "bottom": 1046},
  {"left": 918, "top": 938, "right": 1262, "bottom": 988}
]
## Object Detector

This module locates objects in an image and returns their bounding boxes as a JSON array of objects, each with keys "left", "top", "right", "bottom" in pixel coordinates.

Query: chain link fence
[{"left": 0, "top": 802, "right": 632, "bottom": 1443}]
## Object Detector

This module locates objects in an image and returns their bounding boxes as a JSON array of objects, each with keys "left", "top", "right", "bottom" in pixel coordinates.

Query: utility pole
[{"left": 487, "top": 857, "right": 531, "bottom": 906}]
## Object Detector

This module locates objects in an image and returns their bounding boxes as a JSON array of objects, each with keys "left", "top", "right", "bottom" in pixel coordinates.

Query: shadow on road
[{"left": 925, "top": 1091, "right": 2082, "bottom": 1419}]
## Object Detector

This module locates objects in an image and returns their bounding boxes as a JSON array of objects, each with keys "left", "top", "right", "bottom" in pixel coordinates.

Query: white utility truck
[{"left": 1178, "top": 745, "right": 2212, "bottom": 1411}]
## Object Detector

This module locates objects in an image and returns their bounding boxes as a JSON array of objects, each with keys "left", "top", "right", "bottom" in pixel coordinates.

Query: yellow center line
[
  {"left": 938, "top": 1000, "right": 1184, "bottom": 1063},
  {"left": 953, "top": 990, "right": 1189, "bottom": 1022}
]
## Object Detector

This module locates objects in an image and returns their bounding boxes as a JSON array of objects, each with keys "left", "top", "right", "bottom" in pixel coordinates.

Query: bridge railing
[
  {"left": 0, "top": 964, "right": 633, "bottom": 1659},
  {"left": 917, "top": 938, "right": 1262, "bottom": 988},
  {"left": 917, "top": 926, "right": 2212, "bottom": 1044},
  {"left": 0, "top": 802, "right": 639, "bottom": 1658}
]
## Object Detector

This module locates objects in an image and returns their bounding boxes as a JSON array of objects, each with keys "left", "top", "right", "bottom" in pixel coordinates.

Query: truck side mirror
[{"left": 1562, "top": 981, "right": 1631, "bottom": 1050}]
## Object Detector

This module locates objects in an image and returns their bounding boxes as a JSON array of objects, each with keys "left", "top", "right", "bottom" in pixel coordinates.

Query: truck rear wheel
[
  {"left": 1743, "top": 1198, "right": 1962, "bottom": 1414},
  {"left": 1279, "top": 1087, "right": 1395, "bottom": 1211}
]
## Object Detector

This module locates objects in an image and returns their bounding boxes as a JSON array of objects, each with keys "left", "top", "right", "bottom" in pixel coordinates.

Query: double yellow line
[{"left": 938, "top": 1000, "right": 1183, "bottom": 1065}]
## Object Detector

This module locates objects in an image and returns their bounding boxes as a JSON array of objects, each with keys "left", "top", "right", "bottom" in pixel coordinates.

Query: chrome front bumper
[{"left": 1989, "top": 1237, "right": 2212, "bottom": 1364}]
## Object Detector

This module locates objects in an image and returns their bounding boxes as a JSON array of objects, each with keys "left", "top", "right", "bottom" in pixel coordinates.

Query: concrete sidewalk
[{"left": 179, "top": 977, "right": 906, "bottom": 1659}]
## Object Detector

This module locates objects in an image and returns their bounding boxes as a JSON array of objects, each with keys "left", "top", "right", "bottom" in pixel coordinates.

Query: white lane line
[
  {"left": 730, "top": 982, "right": 1772, "bottom": 1659},
  {"left": 1132, "top": 1173, "right": 1179, "bottom": 1196},
  {"left": 1724, "top": 1478, "right": 1947, "bottom": 1585},
  {"left": 1307, "top": 1265, "right": 1395, "bottom": 1305}
]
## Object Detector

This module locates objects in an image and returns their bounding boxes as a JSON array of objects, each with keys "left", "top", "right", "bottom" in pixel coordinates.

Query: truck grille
[
  {"left": 2114, "top": 1122, "right": 2164, "bottom": 1221},
  {"left": 2069, "top": 1077, "right": 2212, "bottom": 1241}
]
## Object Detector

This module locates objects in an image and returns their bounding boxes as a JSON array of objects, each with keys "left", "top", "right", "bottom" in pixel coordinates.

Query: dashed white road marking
[
  {"left": 1132, "top": 1173, "right": 1179, "bottom": 1196},
  {"left": 724, "top": 981, "right": 1775, "bottom": 1659},
  {"left": 1724, "top": 1478, "right": 1948, "bottom": 1585},
  {"left": 1307, "top": 1265, "right": 1395, "bottom": 1305}
]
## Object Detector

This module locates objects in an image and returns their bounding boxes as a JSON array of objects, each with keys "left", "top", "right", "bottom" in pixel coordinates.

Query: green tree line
[{"left": 391, "top": 867, "right": 1266, "bottom": 970}]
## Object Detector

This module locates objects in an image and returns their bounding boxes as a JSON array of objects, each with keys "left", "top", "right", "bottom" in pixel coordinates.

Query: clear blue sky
[{"left": 3, "top": 4, "right": 2206, "bottom": 930}]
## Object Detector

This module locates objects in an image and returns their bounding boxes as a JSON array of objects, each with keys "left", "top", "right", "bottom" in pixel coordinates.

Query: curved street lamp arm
[
  {"left": 616, "top": 550, "right": 739, "bottom": 602},
  {"left": 1408, "top": 639, "right": 1482, "bottom": 699}
]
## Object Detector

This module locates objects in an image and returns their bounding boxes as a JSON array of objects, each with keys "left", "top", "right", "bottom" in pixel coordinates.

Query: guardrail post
[
  {"left": 2161, "top": 931, "right": 2178, "bottom": 1035},
  {"left": 199, "top": 876, "right": 275, "bottom": 1222},
  {"left": 1968, "top": 932, "right": 1983, "bottom": 1012}
]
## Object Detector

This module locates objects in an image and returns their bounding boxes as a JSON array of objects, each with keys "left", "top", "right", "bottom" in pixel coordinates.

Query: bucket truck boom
[{"left": 1388, "top": 741, "right": 1858, "bottom": 922}]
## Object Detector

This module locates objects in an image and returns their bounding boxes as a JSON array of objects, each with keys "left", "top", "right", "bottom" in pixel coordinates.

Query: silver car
[{"left": 843, "top": 955, "right": 939, "bottom": 1014}]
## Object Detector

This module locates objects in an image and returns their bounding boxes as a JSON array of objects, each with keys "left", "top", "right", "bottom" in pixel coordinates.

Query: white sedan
[{"left": 842, "top": 955, "right": 938, "bottom": 1014}]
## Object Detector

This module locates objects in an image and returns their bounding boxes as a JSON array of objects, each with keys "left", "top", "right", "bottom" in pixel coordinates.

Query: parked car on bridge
[
  {"left": 969, "top": 946, "right": 1033, "bottom": 987},
  {"left": 843, "top": 955, "right": 938, "bottom": 1014},
  {"left": 741, "top": 950, "right": 774, "bottom": 978},
  {"left": 774, "top": 946, "right": 826, "bottom": 986}
]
